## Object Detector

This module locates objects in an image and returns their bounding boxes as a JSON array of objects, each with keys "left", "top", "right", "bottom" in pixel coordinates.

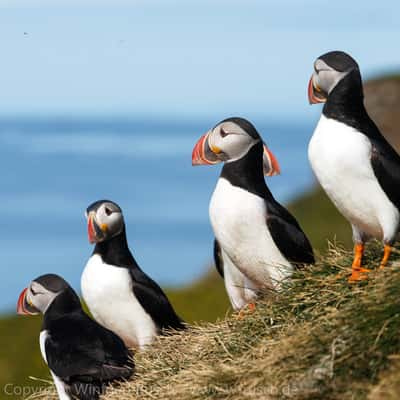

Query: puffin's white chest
[
  {"left": 209, "top": 178, "right": 292, "bottom": 288},
  {"left": 308, "top": 115, "right": 399, "bottom": 240},
  {"left": 81, "top": 255, "right": 157, "bottom": 349},
  {"left": 40, "top": 330, "right": 71, "bottom": 400}
]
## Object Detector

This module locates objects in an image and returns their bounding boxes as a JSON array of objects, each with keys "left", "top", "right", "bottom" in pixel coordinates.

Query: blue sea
[{"left": 1, "top": 117, "right": 315, "bottom": 313}]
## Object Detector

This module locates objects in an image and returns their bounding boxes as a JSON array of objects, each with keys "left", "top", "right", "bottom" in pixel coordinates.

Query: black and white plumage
[
  {"left": 192, "top": 117, "right": 314, "bottom": 310},
  {"left": 308, "top": 51, "right": 400, "bottom": 281},
  {"left": 17, "top": 274, "right": 133, "bottom": 400},
  {"left": 81, "top": 200, "right": 185, "bottom": 349}
]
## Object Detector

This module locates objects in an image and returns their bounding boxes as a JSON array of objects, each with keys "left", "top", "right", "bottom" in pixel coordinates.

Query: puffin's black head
[
  {"left": 192, "top": 117, "right": 280, "bottom": 176},
  {"left": 85, "top": 200, "right": 124, "bottom": 244},
  {"left": 17, "top": 274, "right": 74, "bottom": 315},
  {"left": 308, "top": 51, "right": 361, "bottom": 104}
]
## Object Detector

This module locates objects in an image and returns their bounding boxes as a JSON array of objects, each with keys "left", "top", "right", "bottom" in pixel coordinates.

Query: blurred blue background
[{"left": 1, "top": 0, "right": 399, "bottom": 311}]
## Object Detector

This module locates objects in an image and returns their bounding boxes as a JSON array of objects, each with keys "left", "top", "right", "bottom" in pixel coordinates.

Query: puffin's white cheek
[
  {"left": 229, "top": 137, "right": 254, "bottom": 160},
  {"left": 319, "top": 71, "right": 339, "bottom": 94},
  {"left": 209, "top": 133, "right": 223, "bottom": 151},
  {"left": 224, "top": 136, "right": 240, "bottom": 152},
  {"left": 110, "top": 215, "right": 121, "bottom": 229}
]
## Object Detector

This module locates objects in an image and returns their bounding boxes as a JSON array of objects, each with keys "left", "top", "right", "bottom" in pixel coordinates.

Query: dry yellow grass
[{"left": 31, "top": 242, "right": 400, "bottom": 400}]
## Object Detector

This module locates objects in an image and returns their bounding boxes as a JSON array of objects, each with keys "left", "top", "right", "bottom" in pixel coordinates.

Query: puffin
[
  {"left": 81, "top": 200, "right": 185, "bottom": 349},
  {"left": 17, "top": 274, "right": 133, "bottom": 400},
  {"left": 192, "top": 117, "right": 315, "bottom": 310},
  {"left": 308, "top": 51, "right": 400, "bottom": 282}
]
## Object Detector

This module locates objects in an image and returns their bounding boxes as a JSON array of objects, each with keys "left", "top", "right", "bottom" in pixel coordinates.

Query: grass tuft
[{"left": 33, "top": 242, "right": 400, "bottom": 400}]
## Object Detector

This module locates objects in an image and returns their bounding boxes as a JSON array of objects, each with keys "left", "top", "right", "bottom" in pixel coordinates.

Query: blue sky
[{"left": 0, "top": 0, "right": 398, "bottom": 119}]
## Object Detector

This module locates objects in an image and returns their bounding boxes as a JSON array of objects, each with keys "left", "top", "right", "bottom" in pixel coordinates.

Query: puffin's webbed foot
[
  {"left": 236, "top": 302, "right": 256, "bottom": 320},
  {"left": 348, "top": 267, "right": 371, "bottom": 283}
]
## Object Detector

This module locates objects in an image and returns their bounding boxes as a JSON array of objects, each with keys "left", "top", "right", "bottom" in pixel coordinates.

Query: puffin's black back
[
  {"left": 43, "top": 288, "right": 133, "bottom": 400},
  {"left": 93, "top": 229, "right": 186, "bottom": 331}
]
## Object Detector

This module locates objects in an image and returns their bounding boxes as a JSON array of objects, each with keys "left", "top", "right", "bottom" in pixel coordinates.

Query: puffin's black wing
[
  {"left": 266, "top": 201, "right": 315, "bottom": 266},
  {"left": 128, "top": 268, "right": 186, "bottom": 331},
  {"left": 45, "top": 312, "right": 133, "bottom": 398},
  {"left": 371, "top": 138, "right": 400, "bottom": 211},
  {"left": 213, "top": 239, "right": 224, "bottom": 278}
]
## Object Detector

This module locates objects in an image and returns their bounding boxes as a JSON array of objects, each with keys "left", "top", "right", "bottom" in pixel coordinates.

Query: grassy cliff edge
[{"left": 34, "top": 243, "right": 400, "bottom": 400}]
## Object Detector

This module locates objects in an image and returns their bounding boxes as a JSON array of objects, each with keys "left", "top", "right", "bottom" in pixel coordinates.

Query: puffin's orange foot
[
  {"left": 236, "top": 303, "right": 256, "bottom": 320},
  {"left": 348, "top": 243, "right": 368, "bottom": 283},
  {"left": 348, "top": 267, "right": 371, "bottom": 283},
  {"left": 379, "top": 245, "right": 393, "bottom": 271},
  {"left": 247, "top": 302, "right": 256, "bottom": 313}
]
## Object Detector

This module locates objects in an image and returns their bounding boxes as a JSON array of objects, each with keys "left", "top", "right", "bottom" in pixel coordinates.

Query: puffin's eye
[
  {"left": 220, "top": 127, "right": 229, "bottom": 138},
  {"left": 31, "top": 288, "right": 37, "bottom": 296},
  {"left": 105, "top": 207, "right": 112, "bottom": 216}
]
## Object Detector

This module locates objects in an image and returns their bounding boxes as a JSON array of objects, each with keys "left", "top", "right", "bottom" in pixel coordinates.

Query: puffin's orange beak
[
  {"left": 17, "top": 288, "right": 28, "bottom": 315},
  {"left": 308, "top": 76, "right": 326, "bottom": 104},
  {"left": 17, "top": 288, "right": 39, "bottom": 315},
  {"left": 87, "top": 212, "right": 107, "bottom": 244},
  {"left": 192, "top": 133, "right": 220, "bottom": 166},
  {"left": 87, "top": 213, "right": 97, "bottom": 244}
]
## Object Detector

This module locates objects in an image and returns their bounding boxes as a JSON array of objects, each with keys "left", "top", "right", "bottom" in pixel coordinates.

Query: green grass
[
  {"left": 0, "top": 316, "right": 47, "bottom": 398},
  {"left": 34, "top": 241, "right": 400, "bottom": 400}
]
